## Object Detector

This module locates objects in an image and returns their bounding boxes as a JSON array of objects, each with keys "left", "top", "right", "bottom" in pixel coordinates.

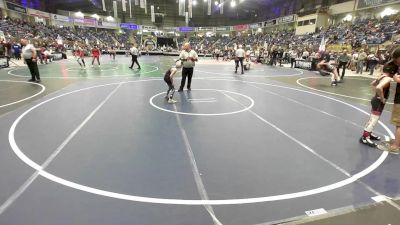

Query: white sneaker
[
  {"left": 168, "top": 99, "right": 177, "bottom": 104},
  {"left": 91, "top": 65, "right": 94, "bottom": 68}
]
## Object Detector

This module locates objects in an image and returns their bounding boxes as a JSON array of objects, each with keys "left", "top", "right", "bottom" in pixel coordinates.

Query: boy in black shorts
[
  {"left": 360, "top": 74, "right": 392, "bottom": 147},
  {"left": 164, "top": 65, "right": 180, "bottom": 104}
]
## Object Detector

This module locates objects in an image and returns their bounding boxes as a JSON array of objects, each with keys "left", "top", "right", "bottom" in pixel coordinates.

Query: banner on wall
[
  {"left": 188, "top": 0, "right": 192, "bottom": 18},
  {"left": 28, "top": 8, "right": 50, "bottom": 18},
  {"left": 113, "top": 1, "right": 118, "bottom": 18},
  {"left": 163, "top": 26, "right": 177, "bottom": 31},
  {"left": 151, "top": 5, "right": 155, "bottom": 22},
  {"left": 73, "top": 18, "right": 96, "bottom": 26},
  {"left": 233, "top": 24, "right": 249, "bottom": 31},
  {"left": 197, "top": 27, "right": 215, "bottom": 31},
  {"left": 207, "top": 0, "right": 211, "bottom": 15},
  {"left": 51, "top": 14, "right": 70, "bottom": 22},
  {"left": 102, "top": 0, "right": 106, "bottom": 11},
  {"left": 357, "top": 0, "right": 400, "bottom": 9},
  {"left": 120, "top": 23, "right": 139, "bottom": 30},
  {"left": 5, "top": 2, "right": 27, "bottom": 14},
  {"left": 129, "top": 0, "right": 132, "bottom": 18},
  {"left": 215, "top": 26, "right": 230, "bottom": 32},
  {"left": 122, "top": 0, "right": 127, "bottom": 11},
  {"left": 141, "top": 25, "right": 157, "bottom": 31},
  {"left": 98, "top": 21, "right": 118, "bottom": 28},
  {"left": 178, "top": 26, "right": 195, "bottom": 32},
  {"left": 276, "top": 14, "right": 296, "bottom": 24}
]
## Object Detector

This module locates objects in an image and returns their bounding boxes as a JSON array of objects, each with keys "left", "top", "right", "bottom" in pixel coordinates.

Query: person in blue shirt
[{"left": 12, "top": 43, "right": 21, "bottom": 60}]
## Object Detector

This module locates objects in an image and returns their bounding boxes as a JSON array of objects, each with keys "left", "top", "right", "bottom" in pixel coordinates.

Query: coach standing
[
  {"left": 178, "top": 43, "right": 198, "bottom": 92},
  {"left": 21, "top": 39, "right": 40, "bottom": 83},
  {"left": 129, "top": 44, "right": 141, "bottom": 70},
  {"left": 337, "top": 49, "right": 351, "bottom": 80}
]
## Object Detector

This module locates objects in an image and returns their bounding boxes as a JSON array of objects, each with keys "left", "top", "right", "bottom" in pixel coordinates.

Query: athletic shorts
[
  {"left": 371, "top": 96, "right": 385, "bottom": 115},
  {"left": 164, "top": 76, "right": 173, "bottom": 88},
  {"left": 391, "top": 104, "right": 400, "bottom": 126},
  {"left": 93, "top": 55, "right": 99, "bottom": 58}
]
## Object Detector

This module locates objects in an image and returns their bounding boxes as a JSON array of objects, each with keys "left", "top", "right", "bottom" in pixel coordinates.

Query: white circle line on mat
[
  {"left": 8, "top": 78, "right": 390, "bottom": 205},
  {"left": 8, "top": 65, "right": 159, "bottom": 79},
  {"left": 0, "top": 80, "right": 46, "bottom": 108},
  {"left": 149, "top": 89, "right": 254, "bottom": 116},
  {"left": 296, "top": 77, "right": 394, "bottom": 105},
  {"left": 196, "top": 68, "right": 304, "bottom": 77}
]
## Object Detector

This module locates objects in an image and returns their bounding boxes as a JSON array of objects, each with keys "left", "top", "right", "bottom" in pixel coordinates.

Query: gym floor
[{"left": 0, "top": 55, "right": 399, "bottom": 225}]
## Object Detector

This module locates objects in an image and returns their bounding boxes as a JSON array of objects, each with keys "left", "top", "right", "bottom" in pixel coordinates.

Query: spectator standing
[
  {"left": 367, "top": 52, "right": 379, "bottom": 76},
  {"left": 336, "top": 50, "right": 351, "bottom": 80},
  {"left": 357, "top": 49, "right": 367, "bottom": 74}
]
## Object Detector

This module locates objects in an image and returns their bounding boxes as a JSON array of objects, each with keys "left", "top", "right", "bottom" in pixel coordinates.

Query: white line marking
[
  {"left": 64, "top": 66, "right": 119, "bottom": 72},
  {"left": 8, "top": 65, "right": 159, "bottom": 79},
  {"left": 196, "top": 68, "right": 304, "bottom": 78},
  {"left": 296, "top": 77, "right": 394, "bottom": 105},
  {"left": 173, "top": 104, "right": 223, "bottom": 225},
  {"left": 0, "top": 83, "right": 122, "bottom": 215},
  {"left": 150, "top": 89, "right": 254, "bottom": 116},
  {"left": 247, "top": 83, "right": 400, "bottom": 215},
  {"left": 248, "top": 83, "right": 386, "bottom": 136},
  {"left": 220, "top": 91, "right": 351, "bottom": 176},
  {"left": 7, "top": 78, "right": 391, "bottom": 205},
  {"left": 0, "top": 80, "right": 46, "bottom": 108}
]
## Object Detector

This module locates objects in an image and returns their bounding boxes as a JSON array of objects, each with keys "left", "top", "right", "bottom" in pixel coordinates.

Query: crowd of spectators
[{"left": 0, "top": 13, "right": 399, "bottom": 65}]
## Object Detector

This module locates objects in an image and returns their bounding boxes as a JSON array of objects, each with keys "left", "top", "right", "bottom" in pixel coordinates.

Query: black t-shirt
[{"left": 384, "top": 60, "right": 400, "bottom": 103}]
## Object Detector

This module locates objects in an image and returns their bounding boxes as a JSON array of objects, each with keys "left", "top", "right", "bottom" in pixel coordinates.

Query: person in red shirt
[
  {"left": 91, "top": 46, "right": 101, "bottom": 67},
  {"left": 75, "top": 47, "right": 86, "bottom": 69}
]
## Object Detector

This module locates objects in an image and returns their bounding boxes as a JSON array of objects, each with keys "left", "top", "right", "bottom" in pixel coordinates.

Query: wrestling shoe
[
  {"left": 369, "top": 133, "right": 381, "bottom": 141},
  {"left": 360, "top": 136, "right": 377, "bottom": 148}
]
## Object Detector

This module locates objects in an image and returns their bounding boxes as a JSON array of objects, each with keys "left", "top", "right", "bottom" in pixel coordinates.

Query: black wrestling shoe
[
  {"left": 360, "top": 137, "right": 377, "bottom": 148},
  {"left": 28, "top": 79, "right": 35, "bottom": 82},
  {"left": 370, "top": 133, "right": 381, "bottom": 141}
]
